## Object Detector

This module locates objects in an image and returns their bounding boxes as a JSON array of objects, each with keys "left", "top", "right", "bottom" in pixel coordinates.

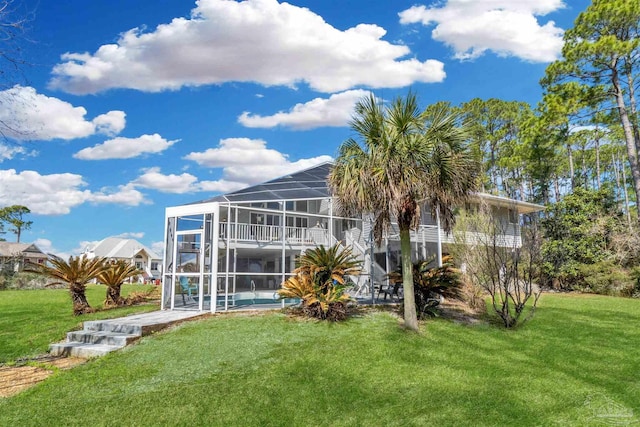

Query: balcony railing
[{"left": 219, "top": 223, "right": 330, "bottom": 245}]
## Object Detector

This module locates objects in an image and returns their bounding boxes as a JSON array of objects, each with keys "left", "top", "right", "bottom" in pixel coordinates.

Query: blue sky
[{"left": 0, "top": 0, "right": 591, "bottom": 257}]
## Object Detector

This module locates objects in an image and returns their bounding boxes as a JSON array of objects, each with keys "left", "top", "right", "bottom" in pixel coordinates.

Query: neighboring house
[
  {"left": 0, "top": 242, "right": 48, "bottom": 272},
  {"left": 162, "top": 162, "right": 544, "bottom": 312},
  {"left": 85, "top": 237, "right": 162, "bottom": 283}
]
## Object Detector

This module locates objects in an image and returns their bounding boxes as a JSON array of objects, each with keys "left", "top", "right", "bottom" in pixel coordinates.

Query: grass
[
  {"left": 1, "top": 293, "right": 639, "bottom": 426},
  {"left": 0, "top": 284, "right": 159, "bottom": 363}
]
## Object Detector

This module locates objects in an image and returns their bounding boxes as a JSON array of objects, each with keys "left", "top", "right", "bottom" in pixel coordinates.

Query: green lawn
[
  {"left": 1, "top": 294, "right": 639, "bottom": 426},
  {"left": 0, "top": 284, "right": 159, "bottom": 363}
]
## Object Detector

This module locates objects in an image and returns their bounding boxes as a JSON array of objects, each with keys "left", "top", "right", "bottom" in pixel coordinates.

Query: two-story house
[{"left": 161, "top": 162, "right": 543, "bottom": 312}]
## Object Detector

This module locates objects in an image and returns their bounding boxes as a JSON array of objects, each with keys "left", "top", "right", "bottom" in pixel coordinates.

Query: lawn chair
[
  {"left": 377, "top": 282, "right": 402, "bottom": 301},
  {"left": 179, "top": 276, "right": 198, "bottom": 305}
]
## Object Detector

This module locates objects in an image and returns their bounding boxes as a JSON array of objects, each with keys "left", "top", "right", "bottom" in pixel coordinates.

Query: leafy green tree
[
  {"left": 27, "top": 255, "right": 107, "bottom": 315},
  {"left": 97, "top": 260, "right": 141, "bottom": 307},
  {"left": 460, "top": 98, "right": 533, "bottom": 199},
  {"left": 0, "top": 205, "right": 32, "bottom": 242},
  {"left": 542, "top": 0, "right": 640, "bottom": 215},
  {"left": 329, "top": 93, "right": 479, "bottom": 331},
  {"left": 541, "top": 188, "right": 621, "bottom": 288}
]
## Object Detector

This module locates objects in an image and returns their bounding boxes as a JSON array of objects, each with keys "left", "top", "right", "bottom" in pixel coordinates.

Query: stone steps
[{"left": 49, "top": 310, "right": 205, "bottom": 358}]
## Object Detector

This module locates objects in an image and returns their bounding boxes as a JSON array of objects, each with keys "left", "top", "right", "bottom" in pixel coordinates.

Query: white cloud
[
  {"left": 0, "top": 86, "right": 126, "bottom": 141},
  {"left": 184, "top": 137, "right": 289, "bottom": 168},
  {"left": 33, "top": 238, "right": 54, "bottom": 254},
  {"left": 115, "top": 232, "right": 145, "bottom": 239},
  {"left": 88, "top": 183, "right": 149, "bottom": 206},
  {"left": 131, "top": 167, "right": 200, "bottom": 194},
  {"left": 0, "top": 169, "right": 150, "bottom": 215},
  {"left": 183, "top": 137, "right": 332, "bottom": 192},
  {"left": 238, "top": 89, "right": 370, "bottom": 130},
  {"left": 73, "top": 133, "right": 178, "bottom": 160},
  {"left": 32, "top": 238, "right": 74, "bottom": 259},
  {"left": 92, "top": 111, "right": 126, "bottom": 136},
  {"left": 399, "top": 0, "right": 565, "bottom": 62},
  {"left": 129, "top": 137, "right": 332, "bottom": 195},
  {"left": 49, "top": 0, "right": 445, "bottom": 95},
  {"left": 76, "top": 240, "right": 100, "bottom": 254},
  {"left": 0, "top": 144, "right": 27, "bottom": 162}
]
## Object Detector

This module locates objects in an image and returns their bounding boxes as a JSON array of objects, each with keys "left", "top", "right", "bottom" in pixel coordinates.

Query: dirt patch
[
  {"left": 439, "top": 299, "right": 485, "bottom": 325},
  {"left": 0, "top": 357, "right": 86, "bottom": 398}
]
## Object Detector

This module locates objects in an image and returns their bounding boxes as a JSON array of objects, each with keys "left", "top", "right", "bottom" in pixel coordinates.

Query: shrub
[
  {"left": 461, "top": 281, "right": 486, "bottom": 313},
  {"left": 389, "top": 255, "right": 465, "bottom": 319},
  {"left": 575, "top": 261, "right": 634, "bottom": 296},
  {"left": 453, "top": 207, "right": 541, "bottom": 328},
  {"left": 278, "top": 244, "right": 361, "bottom": 321}
]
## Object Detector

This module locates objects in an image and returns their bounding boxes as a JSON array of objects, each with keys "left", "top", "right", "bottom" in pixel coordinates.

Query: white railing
[
  {"left": 219, "top": 222, "right": 329, "bottom": 245},
  {"left": 398, "top": 224, "right": 521, "bottom": 248}
]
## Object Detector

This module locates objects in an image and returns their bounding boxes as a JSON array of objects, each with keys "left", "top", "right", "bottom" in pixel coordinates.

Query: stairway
[{"left": 49, "top": 310, "right": 204, "bottom": 358}]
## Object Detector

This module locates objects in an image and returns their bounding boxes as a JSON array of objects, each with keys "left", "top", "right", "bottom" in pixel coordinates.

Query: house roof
[
  {"left": 196, "top": 162, "right": 332, "bottom": 204},
  {"left": 0, "top": 242, "right": 46, "bottom": 257},
  {"left": 90, "top": 237, "right": 161, "bottom": 260},
  {"left": 189, "top": 162, "right": 544, "bottom": 213}
]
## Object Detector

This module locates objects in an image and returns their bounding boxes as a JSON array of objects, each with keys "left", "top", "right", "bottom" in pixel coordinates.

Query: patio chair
[
  {"left": 377, "top": 282, "right": 402, "bottom": 301},
  {"left": 179, "top": 276, "right": 198, "bottom": 305}
]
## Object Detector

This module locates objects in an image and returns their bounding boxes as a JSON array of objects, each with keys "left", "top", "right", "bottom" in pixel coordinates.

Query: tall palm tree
[
  {"left": 28, "top": 255, "right": 107, "bottom": 315},
  {"left": 97, "top": 260, "right": 142, "bottom": 307},
  {"left": 329, "top": 93, "right": 479, "bottom": 331}
]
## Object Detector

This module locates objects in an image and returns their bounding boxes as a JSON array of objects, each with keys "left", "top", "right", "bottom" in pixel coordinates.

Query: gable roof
[
  {"left": 198, "top": 162, "right": 332, "bottom": 204},
  {"left": 0, "top": 242, "right": 46, "bottom": 258},
  {"left": 91, "top": 237, "right": 161, "bottom": 260}
]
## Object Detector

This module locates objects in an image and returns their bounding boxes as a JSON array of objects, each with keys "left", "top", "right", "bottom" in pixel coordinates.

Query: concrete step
[
  {"left": 83, "top": 321, "right": 143, "bottom": 335},
  {"left": 66, "top": 331, "right": 140, "bottom": 347},
  {"left": 49, "top": 310, "right": 206, "bottom": 359},
  {"left": 49, "top": 342, "right": 123, "bottom": 358}
]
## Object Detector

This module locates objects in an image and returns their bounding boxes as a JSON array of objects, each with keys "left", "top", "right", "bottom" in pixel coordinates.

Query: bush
[
  {"left": 575, "top": 261, "right": 634, "bottom": 296},
  {"left": 278, "top": 244, "right": 361, "bottom": 321},
  {"left": 461, "top": 281, "right": 486, "bottom": 313},
  {"left": 278, "top": 274, "right": 351, "bottom": 321},
  {"left": 390, "top": 255, "right": 465, "bottom": 319},
  {"left": 0, "top": 272, "right": 58, "bottom": 290}
]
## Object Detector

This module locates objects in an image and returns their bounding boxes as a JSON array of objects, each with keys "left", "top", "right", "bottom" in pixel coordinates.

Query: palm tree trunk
[
  {"left": 70, "top": 283, "right": 92, "bottom": 315},
  {"left": 400, "top": 228, "right": 419, "bottom": 331},
  {"left": 105, "top": 284, "right": 123, "bottom": 306}
]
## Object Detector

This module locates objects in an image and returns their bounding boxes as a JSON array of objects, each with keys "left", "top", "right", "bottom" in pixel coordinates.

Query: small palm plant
[
  {"left": 27, "top": 255, "right": 107, "bottom": 315},
  {"left": 278, "top": 244, "right": 361, "bottom": 321},
  {"left": 98, "top": 260, "right": 142, "bottom": 307},
  {"left": 388, "top": 255, "right": 463, "bottom": 319}
]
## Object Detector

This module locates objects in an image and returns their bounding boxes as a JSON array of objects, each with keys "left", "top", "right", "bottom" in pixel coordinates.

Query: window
[
  {"left": 135, "top": 261, "right": 143, "bottom": 270},
  {"left": 151, "top": 262, "right": 159, "bottom": 271},
  {"left": 286, "top": 216, "right": 308, "bottom": 228},
  {"left": 285, "top": 200, "right": 308, "bottom": 212},
  {"left": 508, "top": 209, "right": 518, "bottom": 224},
  {"left": 251, "top": 212, "right": 281, "bottom": 226}
]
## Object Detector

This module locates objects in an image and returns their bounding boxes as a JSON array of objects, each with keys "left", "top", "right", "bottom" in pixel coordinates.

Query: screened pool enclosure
[{"left": 161, "top": 162, "right": 543, "bottom": 312}]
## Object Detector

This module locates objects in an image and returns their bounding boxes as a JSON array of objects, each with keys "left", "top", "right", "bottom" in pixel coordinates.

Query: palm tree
[
  {"left": 278, "top": 244, "right": 361, "bottom": 321},
  {"left": 28, "top": 255, "right": 107, "bottom": 315},
  {"left": 98, "top": 260, "right": 142, "bottom": 307},
  {"left": 329, "top": 93, "right": 479, "bottom": 331},
  {"left": 295, "top": 244, "right": 361, "bottom": 291}
]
